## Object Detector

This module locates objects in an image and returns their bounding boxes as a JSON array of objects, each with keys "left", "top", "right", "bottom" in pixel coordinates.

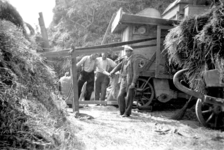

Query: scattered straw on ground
[{"left": 67, "top": 105, "right": 224, "bottom": 150}]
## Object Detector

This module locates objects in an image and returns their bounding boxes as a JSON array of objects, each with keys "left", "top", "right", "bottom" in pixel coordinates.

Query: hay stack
[
  {"left": 0, "top": 0, "right": 27, "bottom": 37},
  {"left": 165, "top": 3, "right": 224, "bottom": 91},
  {"left": 0, "top": 1, "right": 81, "bottom": 149}
]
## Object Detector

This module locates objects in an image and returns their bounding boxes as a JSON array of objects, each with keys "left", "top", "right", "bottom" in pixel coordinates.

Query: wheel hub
[{"left": 213, "top": 105, "right": 222, "bottom": 114}]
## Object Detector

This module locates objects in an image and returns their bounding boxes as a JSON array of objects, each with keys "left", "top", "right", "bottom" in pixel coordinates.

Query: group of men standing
[
  {"left": 59, "top": 45, "right": 139, "bottom": 117},
  {"left": 76, "top": 51, "right": 116, "bottom": 101}
]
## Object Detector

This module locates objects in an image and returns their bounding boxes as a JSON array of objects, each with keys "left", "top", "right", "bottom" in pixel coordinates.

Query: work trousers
[
  {"left": 117, "top": 79, "right": 135, "bottom": 116},
  {"left": 78, "top": 70, "right": 94, "bottom": 100},
  {"left": 94, "top": 72, "right": 110, "bottom": 101}
]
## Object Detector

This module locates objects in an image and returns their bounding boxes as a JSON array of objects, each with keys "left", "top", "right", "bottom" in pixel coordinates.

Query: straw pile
[
  {"left": 0, "top": 0, "right": 28, "bottom": 38},
  {"left": 165, "top": 2, "right": 224, "bottom": 91},
  {"left": 0, "top": 1, "right": 82, "bottom": 149}
]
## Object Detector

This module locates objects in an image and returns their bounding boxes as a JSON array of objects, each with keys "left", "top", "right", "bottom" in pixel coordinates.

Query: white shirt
[
  {"left": 96, "top": 57, "right": 116, "bottom": 75},
  {"left": 76, "top": 56, "right": 96, "bottom": 72},
  {"left": 59, "top": 76, "right": 73, "bottom": 98}
]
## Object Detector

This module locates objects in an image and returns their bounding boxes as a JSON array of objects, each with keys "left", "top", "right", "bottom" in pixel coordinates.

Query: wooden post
[
  {"left": 38, "top": 12, "right": 50, "bottom": 50},
  {"left": 71, "top": 48, "right": 79, "bottom": 113},
  {"left": 155, "top": 25, "right": 161, "bottom": 78}
]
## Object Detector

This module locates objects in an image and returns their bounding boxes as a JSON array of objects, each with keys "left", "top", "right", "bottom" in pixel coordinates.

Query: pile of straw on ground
[
  {"left": 0, "top": 2, "right": 82, "bottom": 149},
  {"left": 165, "top": 2, "right": 224, "bottom": 91}
]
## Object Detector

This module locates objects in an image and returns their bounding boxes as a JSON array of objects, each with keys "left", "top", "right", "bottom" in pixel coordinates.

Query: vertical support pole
[
  {"left": 155, "top": 25, "right": 161, "bottom": 78},
  {"left": 38, "top": 12, "right": 50, "bottom": 50},
  {"left": 71, "top": 49, "right": 79, "bottom": 113}
]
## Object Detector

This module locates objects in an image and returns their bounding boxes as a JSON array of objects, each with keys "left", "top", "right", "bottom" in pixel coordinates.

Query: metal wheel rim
[
  {"left": 134, "top": 78, "right": 154, "bottom": 107},
  {"left": 195, "top": 99, "right": 224, "bottom": 129}
]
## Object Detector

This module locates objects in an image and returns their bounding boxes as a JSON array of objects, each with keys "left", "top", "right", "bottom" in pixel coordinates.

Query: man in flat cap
[{"left": 109, "top": 45, "right": 139, "bottom": 117}]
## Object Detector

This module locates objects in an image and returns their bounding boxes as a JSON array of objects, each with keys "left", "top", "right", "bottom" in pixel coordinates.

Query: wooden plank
[
  {"left": 141, "top": 52, "right": 156, "bottom": 71},
  {"left": 159, "top": 25, "right": 174, "bottom": 30},
  {"left": 139, "top": 71, "right": 155, "bottom": 77},
  {"left": 156, "top": 74, "right": 173, "bottom": 79},
  {"left": 39, "top": 44, "right": 157, "bottom": 58},
  {"left": 71, "top": 51, "right": 79, "bottom": 113},
  {"left": 106, "top": 101, "right": 118, "bottom": 105},
  {"left": 111, "top": 9, "right": 178, "bottom": 33},
  {"left": 38, "top": 12, "right": 49, "bottom": 50},
  {"left": 75, "top": 37, "right": 157, "bottom": 50},
  {"left": 76, "top": 44, "right": 157, "bottom": 55},
  {"left": 157, "top": 26, "right": 171, "bottom": 79},
  {"left": 76, "top": 47, "right": 121, "bottom": 56},
  {"left": 79, "top": 101, "right": 118, "bottom": 105},
  {"left": 39, "top": 49, "right": 71, "bottom": 58},
  {"left": 72, "top": 37, "right": 157, "bottom": 57},
  {"left": 40, "top": 37, "right": 158, "bottom": 58},
  {"left": 155, "top": 25, "right": 161, "bottom": 78},
  {"left": 79, "top": 101, "right": 107, "bottom": 104},
  {"left": 121, "top": 14, "right": 178, "bottom": 25},
  {"left": 40, "top": 43, "right": 157, "bottom": 58},
  {"left": 111, "top": 8, "right": 126, "bottom": 33},
  {"left": 79, "top": 101, "right": 107, "bottom": 105}
]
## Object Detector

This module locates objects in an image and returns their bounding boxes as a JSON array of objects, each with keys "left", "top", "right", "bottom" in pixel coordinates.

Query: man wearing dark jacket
[{"left": 109, "top": 45, "right": 139, "bottom": 117}]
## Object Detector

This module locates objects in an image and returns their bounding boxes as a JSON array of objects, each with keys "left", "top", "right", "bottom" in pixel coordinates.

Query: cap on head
[{"left": 122, "top": 45, "right": 133, "bottom": 51}]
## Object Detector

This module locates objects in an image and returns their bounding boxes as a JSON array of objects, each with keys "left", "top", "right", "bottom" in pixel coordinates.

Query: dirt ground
[{"left": 67, "top": 105, "right": 224, "bottom": 150}]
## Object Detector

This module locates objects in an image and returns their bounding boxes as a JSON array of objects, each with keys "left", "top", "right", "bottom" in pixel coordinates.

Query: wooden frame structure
[
  {"left": 40, "top": 8, "right": 182, "bottom": 113},
  {"left": 40, "top": 37, "right": 155, "bottom": 113}
]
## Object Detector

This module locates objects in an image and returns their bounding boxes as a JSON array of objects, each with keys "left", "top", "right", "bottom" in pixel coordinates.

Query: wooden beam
[
  {"left": 79, "top": 101, "right": 118, "bottom": 105},
  {"left": 40, "top": 43, "right": 158, "bottom": 58},
  {"left": 141, "top": 52, "right": 156, "bottom": 71},
  {"left": 76, "top": 47, "right": 121, "bottom": 55},
  {"left": 40, "top": 37, "right": 158, "bottom": 58},
  {"left": 120, "top": 13, "right": 179, "bottom": 26},
  {"left": 159, "top": 25, "right": 174, "bottom": 30},
  {"left": 75, "top": 37, "right": 157, "bottom": 50},
  {"left": 67, "top": 100, "right": 118, "bottom": 105},
  {"left": 39, "top": 49, "right": 71, "bottom": 58},
  {"left": 38, "top": 12, "right": 49, "bottom": 50},
  {"left": 155, "top": 25, "right": 161, "bottom": 78},
  {"left": 75, "top": 44, "right": 157, "bottom": 56},
  {"left": 71, "top": 51, "right": 79, "bottom": 113},
  {"left": 71, "top": 37, "right": 157, "bottom": 57},
  {"left": 79, "top": 101, "right": 107, "bottom": 105},
  {"left": 111, "top": 8, "right": 125, "bottom": 33}
]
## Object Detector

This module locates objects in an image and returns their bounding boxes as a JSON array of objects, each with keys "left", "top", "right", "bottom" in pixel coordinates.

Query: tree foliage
[
  {"left": 48, "top": 0, "right": 173, "bottom": 76},
  {"left": 49, "top": 0, "right": 173, "bottom": 49}
]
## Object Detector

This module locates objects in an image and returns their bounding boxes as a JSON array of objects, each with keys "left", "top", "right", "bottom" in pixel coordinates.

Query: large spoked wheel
[
  {"left": 134, "top": 78, "right": 155, "bottom": 107},
  {"left": 195, "top": 99, "right": 224, "bottom": 129}
]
